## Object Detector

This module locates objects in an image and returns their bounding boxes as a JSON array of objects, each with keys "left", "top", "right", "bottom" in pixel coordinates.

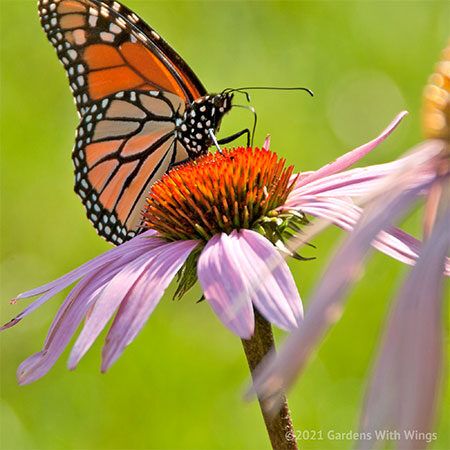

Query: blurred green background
[{"left": 1, "top": 1, "right": 449, "bottom": 449}]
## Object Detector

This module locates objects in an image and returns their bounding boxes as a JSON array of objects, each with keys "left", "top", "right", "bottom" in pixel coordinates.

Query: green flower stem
[{"left": 241, "top": 310, "right": 298, "bottom": 450}]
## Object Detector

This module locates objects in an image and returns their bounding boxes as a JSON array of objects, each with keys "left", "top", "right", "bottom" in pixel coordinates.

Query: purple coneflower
[
  {"left": 2, "top": 110, "right": 418, "bottom": 449},
  {"left": 2, "top": 112, "right": 410, "bottom": 384},
  {"left": 251, "top": 43, "right": 450, "bottom": 450}
]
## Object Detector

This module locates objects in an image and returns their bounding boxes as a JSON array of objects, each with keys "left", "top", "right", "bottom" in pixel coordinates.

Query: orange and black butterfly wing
[
  {"left": 74, "top": 90, "right": 191, "bottom": 244},
  {"left": 38, "top": 0, "right": 208, "bottom": 244},
  {"left": 38, "top": 0, "right": 206, "bottom": 116}
]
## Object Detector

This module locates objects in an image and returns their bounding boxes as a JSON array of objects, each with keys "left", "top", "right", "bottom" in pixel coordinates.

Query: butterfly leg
[{"left": 217, "top": 128, "right": 251, "bottom": 147}]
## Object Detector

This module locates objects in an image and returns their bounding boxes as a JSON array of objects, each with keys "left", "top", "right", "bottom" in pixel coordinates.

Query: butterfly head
[{"left": 179, "top": 93, "right": 234, "bottom": 156}]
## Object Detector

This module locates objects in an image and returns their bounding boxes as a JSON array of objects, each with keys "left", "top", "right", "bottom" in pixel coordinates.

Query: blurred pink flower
[
  {"left": 2, "top": 112, "right": 424, "bottom": 385},
  {"left": 251, "top": 44, "right": 450, "bottom": 450}
]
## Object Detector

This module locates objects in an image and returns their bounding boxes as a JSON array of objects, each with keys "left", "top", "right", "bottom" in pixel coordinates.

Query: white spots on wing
[
  {"left": 89, "top": 15, "right": 98, "bottom": 27},
  {"left": 116, "top": 17, "right": 126, "bottom": 28},
  {"left": 129, "top": 13, "right": 139, "bottom": 23},
  {"left": 50, "top": 17, "right": 57, "bottom": 26},
  {"left": 77, "top": 75, "right": 85, "bottom": 87},
  {"left": 137, "top": 32, "right": 147, "bottom": 42},
  {"left": 100, "top": 32, "right": 115, "bottom": 43},
  {"left": 100, "top": 5, "right": 109, "bottom": 18},
  {"left": 110, "top": 23, "right": 121, "bottom": 34},
  {"left": 68, "top": 49, "right": 77, "bottom": 60},
  {"left": 151, "top": 30, "right": 160, "bottom": 40},
  {"left": 81, "top": 179, "right": 89, "bottom": 189},
  {"left": 102, "top": 99, "right": 109, "bottom": 109},
  {"left": 112, "top": 1, "right": 121, "bottom": 11}
]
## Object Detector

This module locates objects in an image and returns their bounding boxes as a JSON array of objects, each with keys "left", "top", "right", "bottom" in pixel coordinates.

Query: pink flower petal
[
  {"left": 1, "top": 231, "right": 160, "bottom": 330},
  {"left": 358, "top": 198, "right": 450, "bottom": 450},
  {"left": 234, "top": 229, "right": 303, "bottom": 331},
  {"left": 101, "top": 240, "right": 198, "bottom": 371},
  {"left": 197, "top": 233, "right": 254, "bottom": 339},
  {"left": 250, "top": 174, "right": 428, "bottom": 411},
  {"left": 298, "top": 198, "right": 450, "bottom": 274},
  {"left": 16, "top": 253, "right": 138, "bottom": 385},
  {"left": 295, "top": 111, "right": 407, "bottom": 189},
  {"left": 68, "top": 242, "right": 169, "bottom": 369},
  {"left": 262, "top": 134, "right": 271, "bottom": 150}
]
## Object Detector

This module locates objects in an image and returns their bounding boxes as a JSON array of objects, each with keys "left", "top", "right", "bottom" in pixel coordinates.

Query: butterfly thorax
[{"left": 177, "top": 93, "right": 233, "bottom": 157}]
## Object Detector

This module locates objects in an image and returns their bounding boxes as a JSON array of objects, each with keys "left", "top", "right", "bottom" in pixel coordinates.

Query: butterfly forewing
[{"left": 38, "top": 0, "right": 206, "bottom": 116}]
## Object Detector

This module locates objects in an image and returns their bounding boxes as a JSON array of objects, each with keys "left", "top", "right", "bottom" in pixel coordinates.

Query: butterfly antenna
[
  {"left": 236, "top": 86, "right": 314, "bottom": 96},
  {"left": 223, "top": 86, "right": 314, "bottom": 97}
]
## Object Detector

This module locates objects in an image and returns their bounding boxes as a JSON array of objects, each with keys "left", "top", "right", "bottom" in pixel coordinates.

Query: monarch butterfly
[{"left": 38, "top": 0, "right": 250, "bottom": 245}]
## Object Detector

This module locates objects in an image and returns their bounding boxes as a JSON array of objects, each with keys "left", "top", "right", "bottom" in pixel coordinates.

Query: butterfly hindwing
[
  {"left": 74, "top": 90, "right": 190, "bottom": 244},
  {"left": 38, "top": 0, "right": 206, "bottom": 116}
]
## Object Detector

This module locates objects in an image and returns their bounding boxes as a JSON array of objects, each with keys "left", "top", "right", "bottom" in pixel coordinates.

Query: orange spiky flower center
[{"left": 144, "top": 147, "right": 296, "bottom": 241}]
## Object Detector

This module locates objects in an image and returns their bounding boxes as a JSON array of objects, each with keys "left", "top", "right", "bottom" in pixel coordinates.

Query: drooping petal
[
  {"left": 250, "top": 173, "right": 429, "bottom": 412},
  {"left": 295, "top": 112, "right": 407, "bottom": 189},
  {"left": 234, "top": 230, "right": 303, "bottom": 331},
  {"left": 68, "top": 242, "right": 171, "bottom": 369},
  {"left": 101, "top": 240, "right": 198, "bottom": 371},
  {"left": 298, "top": 197, "right": 450, "bottom": 274},
  {"left": 358, "top": 196, "right": 450, "bottom": 450},
  {"left": 197, "top": 233, "right": 254, "bottom": 339},
  {"left": 1, "top": 230, "right": 159, "bottom": 330},
  {"left": 16, "top": 251, "right": 143, "bottom": 385}
]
